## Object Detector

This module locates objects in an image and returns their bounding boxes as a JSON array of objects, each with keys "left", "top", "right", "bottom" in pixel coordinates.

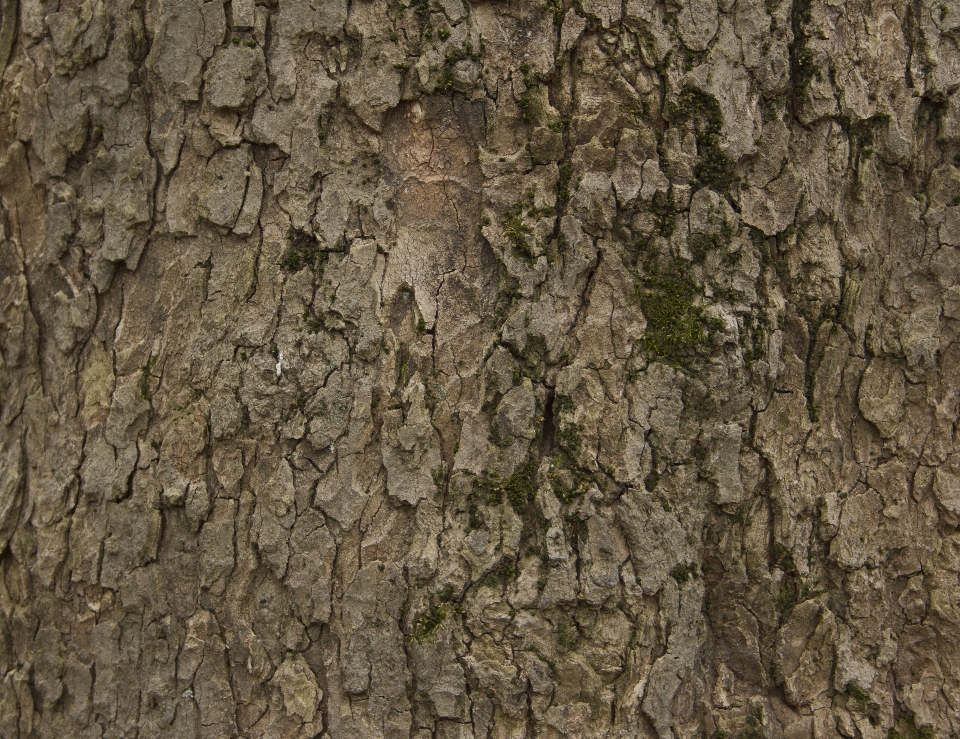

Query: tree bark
[{"left": 0, "top": 0, "right": 958, "bottom": 737}]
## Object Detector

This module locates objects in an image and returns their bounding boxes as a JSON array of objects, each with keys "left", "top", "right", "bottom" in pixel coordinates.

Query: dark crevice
[{"left": 538, "top": 386, "right": 557, "bottom": 457}]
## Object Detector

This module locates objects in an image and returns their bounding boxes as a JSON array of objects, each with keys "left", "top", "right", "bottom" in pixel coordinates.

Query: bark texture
[{"left": 0, "top": 0, "right": 959, "bottom": 737}]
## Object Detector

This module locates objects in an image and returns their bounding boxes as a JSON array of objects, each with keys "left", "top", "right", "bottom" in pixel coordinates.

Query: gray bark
[{"left": 0, "top": 0, "right": 958, "bottom": 737}]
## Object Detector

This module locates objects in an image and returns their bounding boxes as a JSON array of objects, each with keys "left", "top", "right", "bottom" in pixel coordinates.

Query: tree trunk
[{"left": 0, "top": 0, "right": 958, "bottom": 737}]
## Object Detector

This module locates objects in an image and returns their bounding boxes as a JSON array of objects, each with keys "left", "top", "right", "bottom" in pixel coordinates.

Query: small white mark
[
  {"left": 182, "top": 688, "right": 194, "bottom": 699},
  {"left": 275, "top": 351, "right": 284, "bottom": 377}
]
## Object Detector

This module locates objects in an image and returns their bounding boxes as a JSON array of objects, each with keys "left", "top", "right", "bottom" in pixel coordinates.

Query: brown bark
[{"left": 0, "top": 0, "right": 958, "bottom": 737}]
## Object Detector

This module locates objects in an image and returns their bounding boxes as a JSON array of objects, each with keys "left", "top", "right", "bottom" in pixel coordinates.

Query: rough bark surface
[{"left": 0, "top": 0, "right": 959, "bottom": 737}]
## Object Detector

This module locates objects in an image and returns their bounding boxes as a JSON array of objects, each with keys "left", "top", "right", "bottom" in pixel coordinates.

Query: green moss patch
[
  {"left": 668, "top": 84, "right": 737, "bottom": 193},
  {"left": 282, "top": 228, "right": 328, "bottom": 273},
  {"left": 634, "top": 259, "right": 722, "bottom": 367},
  {"left": 479, "top": 456, "right": 539, "bottom": 515},
  {"left": 409, "top": 603, "right": 447, "bottom": 643}
]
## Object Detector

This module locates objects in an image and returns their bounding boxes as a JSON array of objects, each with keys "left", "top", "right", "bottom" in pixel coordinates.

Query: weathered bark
[{"left": 0, "top": 0, "right": 958, "bottom": 737}]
